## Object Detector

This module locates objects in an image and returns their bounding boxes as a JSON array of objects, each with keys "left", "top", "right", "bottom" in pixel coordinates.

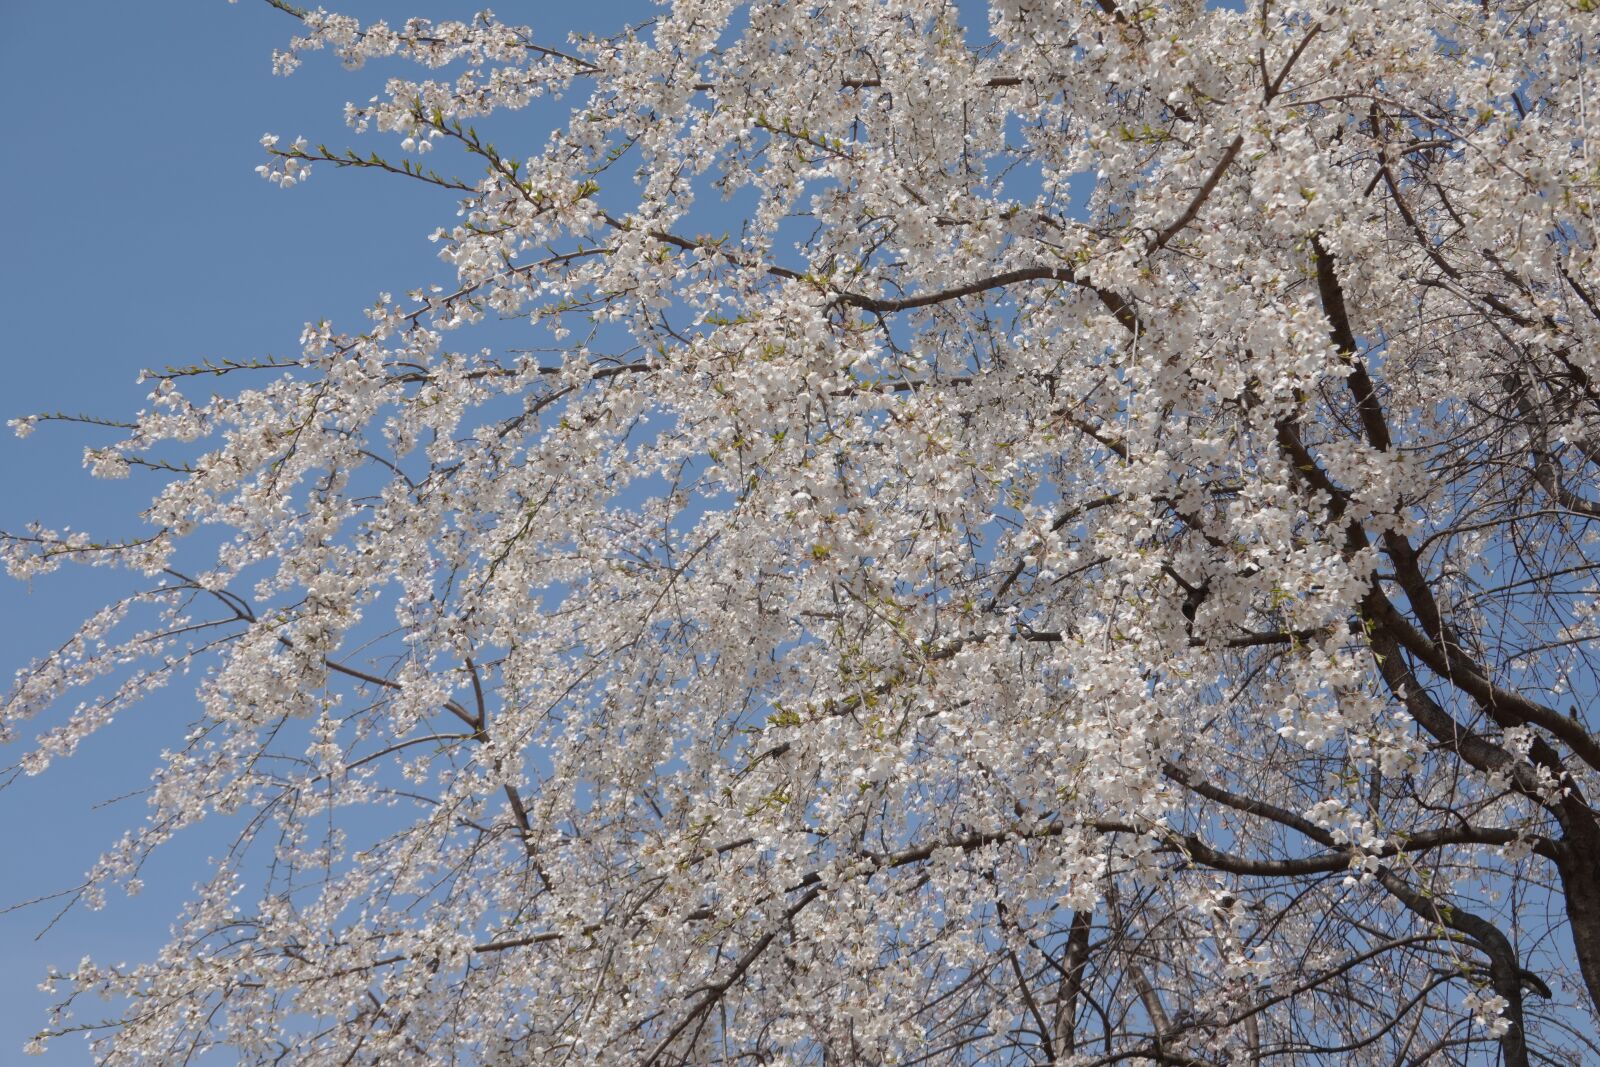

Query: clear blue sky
[{"left": 0, "top": 2, "right": 643, "bottom": 1060}]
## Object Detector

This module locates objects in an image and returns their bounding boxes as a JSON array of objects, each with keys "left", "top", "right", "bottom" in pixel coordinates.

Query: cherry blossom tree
[{"left": 6, "top": 0, "right": 1600, "bottom": 1062}]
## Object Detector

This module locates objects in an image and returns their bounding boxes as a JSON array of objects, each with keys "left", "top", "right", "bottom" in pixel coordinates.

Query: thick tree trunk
[
  {"left": 1553, "top": 824, "right": 1600, "bottom": 1014},
  {"left": 1052, "top": 910, "right": 1092, "bottom": 1056}
]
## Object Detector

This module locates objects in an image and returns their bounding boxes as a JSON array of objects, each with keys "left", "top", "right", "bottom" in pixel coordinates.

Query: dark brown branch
[{"left": 1149, "top": 136, "right": 1243, "bottom": 253}]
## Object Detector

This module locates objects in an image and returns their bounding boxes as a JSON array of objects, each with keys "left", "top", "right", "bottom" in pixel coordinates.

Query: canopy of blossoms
[{"left": 6, "top": 0, "right": 1600, "bottom": 1063}]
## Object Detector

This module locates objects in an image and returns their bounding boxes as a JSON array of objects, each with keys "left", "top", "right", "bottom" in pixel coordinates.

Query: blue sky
[{"left": 0, "top": 2, "right": 650, "bottom": 1060}]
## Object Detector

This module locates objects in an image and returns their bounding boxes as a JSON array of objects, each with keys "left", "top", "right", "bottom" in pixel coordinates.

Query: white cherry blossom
[{"left": 6, "top": 0, "right": 1600, "bottom": 1063}]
